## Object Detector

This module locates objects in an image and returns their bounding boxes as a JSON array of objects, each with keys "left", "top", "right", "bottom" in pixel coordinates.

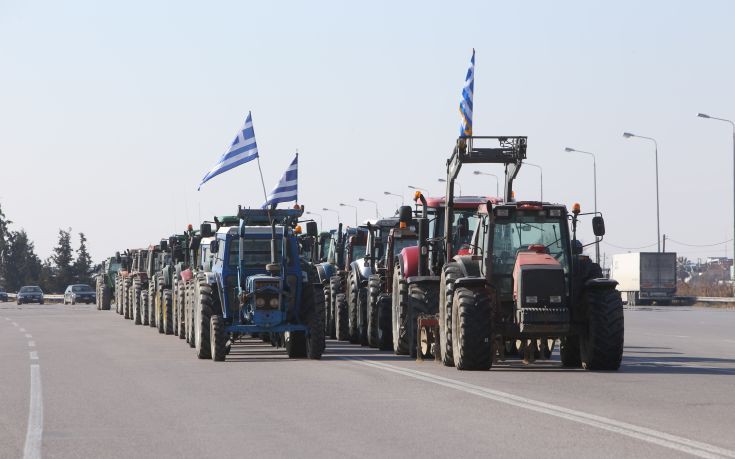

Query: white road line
[
  {"left": 29, "top": 351, "right": 38, "bottom": 360},
  {"left": 28, "top": 341, "right": 35, "bottom": 347},
  {"left": 12, "top": 322, "right": 18, "bottom": 327},
  {"left": 23, "top": 364, "right": 43, "bottom": 459},
  {"left": 25, "top": 334, "right": 32, "bottom": 339},
  {"left": 20, "top": 327, "right": 26, "bottom": 332},
  {"left": 344, "top": 358, "right": 735, "bottom": 459}
]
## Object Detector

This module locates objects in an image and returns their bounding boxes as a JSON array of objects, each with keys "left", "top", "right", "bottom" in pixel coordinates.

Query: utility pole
[{"left": 663, "top": 234, "right": 666, "bottom": 253}]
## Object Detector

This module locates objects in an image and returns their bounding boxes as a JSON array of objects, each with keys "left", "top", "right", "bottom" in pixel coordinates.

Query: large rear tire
[
  {"left": 406, "top": 282, "right": 439, "bottom": 358},
  {"left": 330, "top": 276, "right": 344, "bottom": 340},
  {"left": 334, "top": 293, "right": 349, "bottom": 341},
  {"left": 140, "top": 288, "right": 149, "bottom": 326},
  {"left": 347, "top": 273, "right": 360, "bottom": 344},
  {"left": 162, "top": 289, "right": 173, "bottom": 335},
  {"left": 581, "top": 288, "right": 624, "bottom": 370},
  {"left": 101, "top": 285, "right": 111, "bottom": 311},
  {"left": 132, "top": 280, "right": 142, "bottom": 325},
  {"left": 367, "top": 274, "right": 382, "bottom": 348},
  {"left": 305, "top": 282, "right": 326, "bottom": 359},
  {"left": 194, "top": 282, "right": 213, "bottom": 359},
  {"left": 440, "top": 262, "right": 461, "bottom": 367},
  {"left": 560, "top": 335, "right": 582, "bottom": 368},
  {"left": 451, "top": 286, "right": 493, "bottom": 371},
  {"left": 391, "top": 268, "right": 409, "bottom": 355},
  {"left": 187, "top": 281, "right": 196, "bottom": 348},
  {"left": 210, "top": 315, "right": 227, "bottom": 362},
  {"left": 323, "top": 282, "right": 334, "bottom": 339}
]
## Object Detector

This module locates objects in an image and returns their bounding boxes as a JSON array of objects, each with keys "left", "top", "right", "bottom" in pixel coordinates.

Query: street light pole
[
  {"left": 305, "top": 211, "right": 323, "bottom": 230},
  {"left": 565, "top": 147, "right": 599, "bottom": 264},
  {"left": 358, "top": 197, "right": 379, "bottom": 219},
  {"left": 339, "top": 203, "right": 358, "bottom": 226},
  {"left": 383, "top": 191, "right": 404, "bottom": 207},
  {"left": 624, "top": 132, "right": 661, "bottom": 252},
  {"left": 523, "top": 162, "right": 543, "bottom": 202},
  {"left": 438, "top": 178, "right": 461, "bottom": 195},
  {"left": 698, "top": 113, "right": 735, "bottom": 286},
  {"left": 408, "top": 185, "right": 430, "bottom": 196},
  {"left": 322, "top": 207, "right": 340, "bottom": 228},
  {"left": 472, "top": 170, "right": 500, "bottom": 198}
]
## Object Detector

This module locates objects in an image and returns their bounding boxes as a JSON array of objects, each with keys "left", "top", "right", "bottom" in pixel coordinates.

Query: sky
[{"left": 1, "top": 0, "right": 734, "bottom": 267}]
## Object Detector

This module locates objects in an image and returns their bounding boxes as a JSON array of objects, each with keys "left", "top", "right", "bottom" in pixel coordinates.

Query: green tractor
[{"left": 95, "top": 253, "right": 128, "bottom": 311}]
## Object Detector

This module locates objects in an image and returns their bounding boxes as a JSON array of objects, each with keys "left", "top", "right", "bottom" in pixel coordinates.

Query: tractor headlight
[
  {"left": 269, "top": 298, "right": 279, "bottom": 307},
  {"left": 525, "top": 296, "right": 538, "bottom": 304},
  {"left": 550, "top": 295, "right": 562, "bottom": 303},
  {"left": 256, "top": 297, "right": 266, "bottom": 306}
]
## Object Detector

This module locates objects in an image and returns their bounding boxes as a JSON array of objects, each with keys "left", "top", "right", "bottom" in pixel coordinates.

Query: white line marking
[
  {"left": 25, "top": 334, "right": 32, "bottom": 339},
  {"left": 28, "top": 341, "right": 35, "bottom": 347},
  {"left": 345, "top": 358, "right": 735, "bottom": 458},
  {"left": 12, "top": 322, "right": 18, "bottom": 327},
  {"left": 20, "top": 327, "right": 26, "bottom": 332},
  {"left": 29, "top": 351, "right": 38, "bottom": 360},
  {"left": 23, "top": 364, "right": 43, "bottom": 459}
]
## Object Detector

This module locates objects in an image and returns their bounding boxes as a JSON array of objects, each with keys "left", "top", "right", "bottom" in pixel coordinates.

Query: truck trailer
[{"left": 611, "top": 252, "right": 677, "bottom": 306}]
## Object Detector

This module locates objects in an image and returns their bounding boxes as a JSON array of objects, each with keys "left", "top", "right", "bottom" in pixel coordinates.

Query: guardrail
[
  {"left": 4, "top": 293, "right": 65, "bottom": 301},
  {"left": 695, "top": 296, "right": 735, "bottom": 303}
]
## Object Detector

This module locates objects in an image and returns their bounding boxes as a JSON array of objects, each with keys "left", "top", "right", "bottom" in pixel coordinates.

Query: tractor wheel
[
  {"left": 286, "top": 331, "right": 307, "bottom": 358},
  {"left": 187, "top": 282, "right": 196, "bottom": 348},
  {"left": 162, "top": 290, "right": 173, "bottom": 335},
  {"left": 172, "top": 281, "right": 179, "bottom": 336},
  {"left": 194, "top": 282, "right": 213, "bottom": 359},
  {"left": 367, "top": 274, "right": 382, "bottom": 348},
  {"left": 334, "top": 293, "right": 349, "bottom": 341},
  {"left": 356, "top": 285, "right": 368, "bottom": 346},
  {"left": 376, "top": 294, "right": 393, "bottom": 350},
  {"left": 156, "top": 284, "right": 164, "bottom": 334},
  {"left": 132, "top": 281, "right": 142, "bottom": 325},
  {"left": 347, "top": 274, "right": 360, "bottom": 344},
  {"left": 123, "top": 283, "right": 130, "bottom": 319},
  {"left": 581, "top": 288, "right": 624, "bottom": 370},
  {"left": 177, "top": 281, "right": 186, "bottom": 338},
  {"left": 184, "top": 281, "right": 191, "bottom": 343},
  {"left": 391, "top": 268, "right": 409, "bottom": 355},
  {"left": 406, "top": 283, "right": 439, "bottom": 358},
  {"left": 140, "top": 289, "right": 149, "bottom": 326},
  {"left": 440, "top": 262, "right": 461, "bottom": 367},
  {"left": 147, "top": 282, "right": 156, "bottom": 327},
  {"left": 329, "top": 276, "right": 343, "bottom": 339},
  {"left": 560, "top": 335, "right": 582, "bottom": 367},
  {"left": 451, "top": 286, "right": 493, "bottom": 371},
  {"left": 95, "top": 278, "right": 102, "bottom": 310},
  {"left": 210, "top": 315, "right": 227, "bottom": 362},
  {"left": 304, "top": 282, "right": 326, "bottom": 359},
  {"left": 323, "top": 282, "right": 333, "bottom": 339},
  {"left": 101, "top": 285, "right": 111, "bottom": 311}
]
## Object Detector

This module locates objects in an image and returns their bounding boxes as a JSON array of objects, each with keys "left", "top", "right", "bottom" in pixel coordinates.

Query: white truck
[{"left": 611, "top": 252, "right": 677, "bottom": 306}]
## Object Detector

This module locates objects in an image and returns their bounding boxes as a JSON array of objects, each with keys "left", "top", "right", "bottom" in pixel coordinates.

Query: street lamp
[
  {"left": 358, "top": 197, "right": 379, "bottom": 219},
  {"left": 322, "top": 207, "right": 340, "bottom": 227},
  {"left": 623, "top": 132, "right": 661, "bottom": 252},
  {"left": 438, "top": 178, "right": 461, "bottom": 195},
  {"left": 522, "top": 162, "right": 543, "bottom": 202},
  {"left": 339, "top": 203, "right": 358, "bottom": 226},
  {"left": 305, "top": 211, "right": 322, "bottom": 230},
  {"left": 472, "top": 170, "right": 500, "bottom": 197},
  {"left": 408, "top": 185, "right": 429, "bottom": 194},
  {"left": 383, "top": 191, "right": 404, "bottom": 207},
  {"left": 565, "top": 147, "right": 599, "bottom": 264},
  {"left": 698, "top": 112, "right": 735, "bottom": 286}
]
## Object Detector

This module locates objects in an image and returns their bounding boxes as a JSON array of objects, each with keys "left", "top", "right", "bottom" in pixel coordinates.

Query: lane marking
[
  {"left": 29, "top": 351, "right": 38, "bottom": 360},
  {"left": 28, "top": 341, "right": 35, "bottom": 347},
  {"left": 23, "top": 364, "right": 43, "bottom": 459},
  {"left": 344, "top": 358, "right": 735, "bottom": 459},
  {"left": 20, "top": 328, "right": 26, "bottom": 332},
  {"left": 12, "top": 322, "right": 18, "bottom": 327},
  {"left": 25, "top": 334, "right": 32, "bottom": 339}
]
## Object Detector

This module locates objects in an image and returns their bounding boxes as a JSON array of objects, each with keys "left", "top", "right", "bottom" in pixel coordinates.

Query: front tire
[
  {"left": 451, "top": 286, "right": 493, "bottom": 371},
  {"left": 210, "top": 315, "right": 226, "bottom": 361},
  {"left": 194, "top": 282, "right": 213, "bottom": 359},
  {"left": 440, "top": 262, "right": 461, "bottom": 367},
  {"left": 581, "top": 288, "right": 624, "bottom": 370},
  {"left": 304, "top": 282, "right": 326, "bottom": 359},
  {"left": 391, "top": 268, "right": 409, "bottom": 355},
  {"left": 335, "top": 293, "right": 349, "bottom": 341}
]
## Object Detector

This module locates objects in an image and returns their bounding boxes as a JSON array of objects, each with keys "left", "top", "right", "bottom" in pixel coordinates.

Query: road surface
[{"left": 1, "top": 302, "right": 734, "bottom": 458}]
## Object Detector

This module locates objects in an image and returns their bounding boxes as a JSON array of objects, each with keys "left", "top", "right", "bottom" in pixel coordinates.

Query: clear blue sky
[{"left": 1, "top": 0, "right": 733, "bottom": 265}]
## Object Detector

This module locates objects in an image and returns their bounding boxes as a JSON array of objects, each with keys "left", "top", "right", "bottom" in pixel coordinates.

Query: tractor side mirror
[
  {"left": 160, "top": 240, "right": 168, "bottom": 251},
  {"left": 457, "top": 217, "right": 469, "bottom": 239},
  {"left": 306, "top": 221, "right": 318, "bottom": 237},
  {"left": 398, "top": 205, "right": 412, "bottom": 224},
  {"left": 200, "top": 223, "right": 214, "bottom": 238},
  {"left": 592, "top": 216, "right": 605, "bottom": 237},
  {"left": 210, "top": 240, "right": 219, "bottom": 253}
]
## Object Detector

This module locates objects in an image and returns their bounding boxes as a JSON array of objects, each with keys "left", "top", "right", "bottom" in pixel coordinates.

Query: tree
[
  {"left": 51, "top": 228, "right": 75, "bottom": 292},
  {"left": 73, "top": 232, "right": 93, "bottom": 284},
  {"left": 4, "top": 230, "right": 42, "bottom": 291},
  {"left": 0, "top": 203, "right": 12, "bottom": 285}
]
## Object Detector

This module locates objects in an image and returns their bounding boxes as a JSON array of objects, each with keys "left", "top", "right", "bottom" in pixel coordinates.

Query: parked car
[
  {"left": 0, "top": 288, "right": 8, "bottom": 302},
  {"left": 63, "top": 284, "right": 96, "bottom": 305},
  {"left": 17, "top": 286, "right": 44, "bottom": 305}
]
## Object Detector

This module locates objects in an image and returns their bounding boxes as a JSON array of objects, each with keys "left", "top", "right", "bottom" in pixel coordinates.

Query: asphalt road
[{"left": 1, "top": 302, "right": 734, "bottom": 459}]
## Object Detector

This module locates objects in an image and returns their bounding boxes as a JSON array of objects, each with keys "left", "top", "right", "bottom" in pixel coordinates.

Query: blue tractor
[{"left": 193, "top": 206, "right": 326, "bottom": 361}]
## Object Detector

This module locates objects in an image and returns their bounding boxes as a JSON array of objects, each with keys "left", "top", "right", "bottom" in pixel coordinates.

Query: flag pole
[{"left": 256, "top": 156, "right": 269, "bottom": 205}]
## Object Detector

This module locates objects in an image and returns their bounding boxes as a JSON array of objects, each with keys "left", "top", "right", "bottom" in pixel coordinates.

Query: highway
[{"left": 1, "top": 303, "right": 734, "bottom": 458}]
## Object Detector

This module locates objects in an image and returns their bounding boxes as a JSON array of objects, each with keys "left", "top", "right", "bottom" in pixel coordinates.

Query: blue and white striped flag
[
  {"left": 459, "top": 49, "right": 475, "bottom": 138},
  {"left": 262, "top": 154, "right": 298, "bottom": 209},
  {"left": 198, "top": 112, "right": 259, "bottom": 190}
]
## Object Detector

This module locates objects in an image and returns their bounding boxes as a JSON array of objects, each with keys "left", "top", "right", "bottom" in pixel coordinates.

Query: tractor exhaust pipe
[
  {"left": 414, "top": 192, "right": 429, "bottom": 276},
  {"left": 266, "top": 218, "right": 280, "bottom": 274}
]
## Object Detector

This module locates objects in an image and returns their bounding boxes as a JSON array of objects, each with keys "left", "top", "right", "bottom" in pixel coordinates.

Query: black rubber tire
[
  {"left": 210, "top": 315, "right": 227, "bottom": 361},
  {"left": 304, "top": 282, "right": 326, "bottom": 359},
  {"left": 95, "top": 277, "right": 103, "bottom": 310},
  {"left": 323, "top": 282, "right": 334, "bottom": 339},
  {"left": 376, "top": 295, "right": 393, "bottom": 350},
  {"left": 367, "top": 274, "right": 382, "bottom": 348},
  {"left": 451, "top": 286, "right": 493, "bottom": 371},
  {"left": 440, "top": 262, "right": 461, "bottom": 367},
  {"left": 162, "top": 289, "right": 173, "bottom": 335},
  {"left": 132, "top": 280, "right": 142, "bottom": 325},
  {"left": 172, "top": 281, "right": 179, "bottom": 336},
  {"left": 176, "top": 281, "right": 185, "bottom": 338},
  {"left": 356, "top": 285, "right": 368, "bottom": 346},
  {"left": 391, "top": 268, "right": 409, "bottom": 355},
  {"left": 581, "top": 288, "right": 624, "bottom": 371},
  {"left": 194, "top": 282, "right": 213, "bottom": 359},
  {"left": 329, "top": 276, "right": 343, "bottom": 339},
  {"left": 101, "top": 285, "right": 111, "bottom": 311},
  {"left": 347, "top": 273, "right": 360, "bottom": 344},
  {"left": 406, "top": 283, "right": 439, "bottom": 358},
  {"left": 187, "top": 281, "right": 196, "bottom": 348},
  {"left": 334, "top": 293, "right": 349, "bottom": 341},
  {"left": 124, "top": 281, "right": 132, "bottom": 319},
  {"left": 560, "top": 335, "right": 582, "bottom": 367},
  {"left": 140, "top": 289, "right": 149, "bottom": 326}
]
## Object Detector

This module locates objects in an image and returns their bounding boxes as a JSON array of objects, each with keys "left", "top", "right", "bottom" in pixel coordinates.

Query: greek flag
[
  {"left": 459, "top": 49, "right": 475, "bottom": 138},
  {"left": 262, "top": 154, "right": 298, "bottom": 208},
  {"left": 198, "top": 112, "right": 259, "bottom": 190}
]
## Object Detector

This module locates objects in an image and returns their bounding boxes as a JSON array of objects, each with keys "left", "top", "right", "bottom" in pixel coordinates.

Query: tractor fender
[
  {"left": 584, "top": 278, "right": 619, "bottom": 289},
  {"left": 452, "top": 255, "right": 482, "bottom": 279},
  {"left": 200, "top": 271, "right": 218, "bottom": 286},
  {"left": 350, "top": 259, "right": 371, "bottom": 286},
  {"left": 316, "top": 262, "right": 335, "bottom": 284},
  {"left": 399, "top": 246, "right": 420, "bottom": 279}
]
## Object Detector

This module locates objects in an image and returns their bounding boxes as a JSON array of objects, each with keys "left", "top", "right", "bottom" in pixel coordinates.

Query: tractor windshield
[
  {"left": 352, "top": 244, "right": 367, "bottom": 261},
  {"left": 235, "top": 238, "right": 283, "bottom": 269},
  {"left": 393, "top": 237, "right": 418, "bottom": 255}
]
